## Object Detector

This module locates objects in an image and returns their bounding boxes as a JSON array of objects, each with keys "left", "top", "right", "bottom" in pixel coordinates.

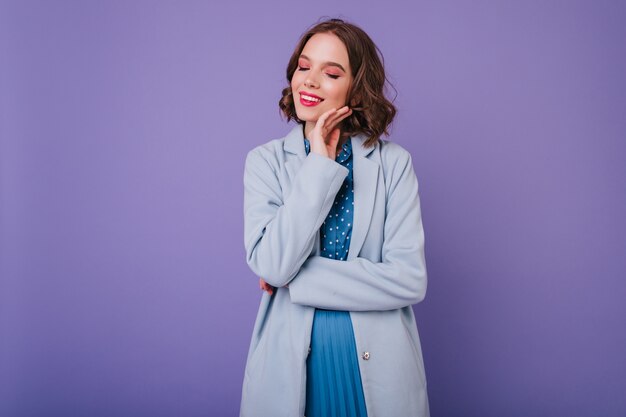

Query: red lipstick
[{"left": 299, "top": 91, "right": 324, "bottom": 107}]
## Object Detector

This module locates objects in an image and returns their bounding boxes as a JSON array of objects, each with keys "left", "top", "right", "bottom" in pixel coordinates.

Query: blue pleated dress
[{"left": 303, "top": 137, "right": 368, "bottom": 417}]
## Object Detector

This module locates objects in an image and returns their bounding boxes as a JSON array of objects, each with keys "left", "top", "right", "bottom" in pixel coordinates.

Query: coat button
[{"left": 361, "top": 351, "right": 370, "bottom": 360}]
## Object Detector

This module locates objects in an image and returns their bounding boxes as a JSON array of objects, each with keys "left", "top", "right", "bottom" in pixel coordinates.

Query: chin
[{"left": 295, "top": 110, "right": 319, "bottom": 123}]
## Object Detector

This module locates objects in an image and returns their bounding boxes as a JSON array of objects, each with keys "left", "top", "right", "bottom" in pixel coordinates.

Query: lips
[{"left": 299, "top": 91, "right": 324, "bottom": 107}]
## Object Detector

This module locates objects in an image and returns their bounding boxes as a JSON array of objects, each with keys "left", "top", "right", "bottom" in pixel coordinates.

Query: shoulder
[
  {"left": 375, "top": 139, "right": 420, "bottom": 199},
  {"left": 377, "top": 138, "right": 414, "bottom": 172},
  {"left": 244, "top": 136, "right": 288, "bottom": 175},
  {"left": 246, "top": 137, "right": 283, "bottom": 163}
]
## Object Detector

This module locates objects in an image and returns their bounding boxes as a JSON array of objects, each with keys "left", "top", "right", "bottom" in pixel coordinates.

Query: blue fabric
[{"left": 303, "top": 136, "right": 368, "bottom": 417}]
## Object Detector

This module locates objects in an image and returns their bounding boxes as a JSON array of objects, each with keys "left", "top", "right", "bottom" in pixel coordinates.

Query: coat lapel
[
  {"left": 349, "top": 133, "right": 378, "bottom": 260},
  {"left": 283, "top": 124, "right": 379, "bottom": 259}
]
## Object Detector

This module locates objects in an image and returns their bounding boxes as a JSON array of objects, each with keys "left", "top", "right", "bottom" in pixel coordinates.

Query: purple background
[{"left": 1, "top": 1, "right": 625, "bottom": 416}]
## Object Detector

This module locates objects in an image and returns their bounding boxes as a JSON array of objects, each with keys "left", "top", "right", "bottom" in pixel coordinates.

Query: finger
[
  {"left": 317, "top": 107, "right": 338, "bottom": 126},
  {"left": 329, "top": 127, "right": 340, "bottom": 144},
  {"left": 324, "top": 107, "right": 353, "bottom": 132},
  {"left": 326, "top": 105, "right": 352, "bottom": 123},
  {"left": 260, "top": 278, "right": 272, "bottom": 291},
  {"left": 311, "top": 107, "right": 350, "bottom": 151},
  {"left": 322, "top": 106, "right": 350, "bottom": 126},
  {"left": 324, "top": 119, "right": 350, "bottom": 146},
  {"left": 314, "top": 108, "right": 338, "bottom": 134}
]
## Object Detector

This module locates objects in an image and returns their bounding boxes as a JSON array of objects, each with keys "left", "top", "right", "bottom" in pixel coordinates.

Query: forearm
[
  {"left": 288, "top": 252, "right": 427, "bottom": 311},
  {"left": 244, "top": 150, "right": 348, "bottom": 287}
]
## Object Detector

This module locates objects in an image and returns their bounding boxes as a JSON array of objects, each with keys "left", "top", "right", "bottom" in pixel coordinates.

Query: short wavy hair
[{"left": 279, "top": 18, "right": 397, "bottom": 148}]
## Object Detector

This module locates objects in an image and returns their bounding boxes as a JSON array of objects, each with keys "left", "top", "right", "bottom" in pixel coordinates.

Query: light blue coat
[{"left": 240, "top": 124, "right": 430, "bottom": 417}]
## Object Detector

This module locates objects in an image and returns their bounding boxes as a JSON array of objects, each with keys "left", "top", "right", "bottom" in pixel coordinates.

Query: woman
[{"left": 241, "top": 18, "right": 429, "bottom": 417}]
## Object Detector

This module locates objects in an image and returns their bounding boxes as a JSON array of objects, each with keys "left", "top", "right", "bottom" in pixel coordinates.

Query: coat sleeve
[
  {"left": 287, "top": 150, "right": 427, "bottom": 311},
  {"left": 244, "top": 147, "right": 349, "bottom": 287}
]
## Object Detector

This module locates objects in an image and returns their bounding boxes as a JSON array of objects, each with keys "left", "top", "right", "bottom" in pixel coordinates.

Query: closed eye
[{"left": 297, "top": 67, "right": 340, "bottom": 79}]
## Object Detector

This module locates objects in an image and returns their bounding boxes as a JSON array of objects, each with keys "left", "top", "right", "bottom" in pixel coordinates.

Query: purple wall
[{"left": 1, "top": 1, "right": 625, "bottom": 416}]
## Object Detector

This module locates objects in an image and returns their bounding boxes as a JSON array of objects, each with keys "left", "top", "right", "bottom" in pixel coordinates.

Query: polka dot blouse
[{"left": 303, "top": 136, "right": 354, "bottom": 261}]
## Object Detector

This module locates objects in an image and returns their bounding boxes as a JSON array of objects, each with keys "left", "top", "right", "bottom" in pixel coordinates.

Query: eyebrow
[{"left": 299, "top": 54, "right": 347, "bottom": 72}]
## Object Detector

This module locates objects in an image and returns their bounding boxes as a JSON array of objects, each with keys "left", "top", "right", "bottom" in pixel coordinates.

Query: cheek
[
  {"left": 326, "top": 83, "right": 349, "bottom": 103},
  {"left": 291, "top": 72, "right": 304, "bottom": 89}
]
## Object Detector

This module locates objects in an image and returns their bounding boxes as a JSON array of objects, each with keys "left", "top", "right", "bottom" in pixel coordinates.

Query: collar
[
  {"left": 283, "top": 124, "right": 376, "bottom": 159},
  {"left": 303, "top": 136, "right": 352, "bottom": 163}
]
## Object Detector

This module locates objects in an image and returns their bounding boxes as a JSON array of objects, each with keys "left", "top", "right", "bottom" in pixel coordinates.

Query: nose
[{"left": 304, "top": 76, "right": 319, "bottom": 89}]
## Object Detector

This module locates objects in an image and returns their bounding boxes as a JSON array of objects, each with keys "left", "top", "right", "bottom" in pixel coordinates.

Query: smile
[{"left": 300, "top": 93, "right": 324, "bottom": 107}]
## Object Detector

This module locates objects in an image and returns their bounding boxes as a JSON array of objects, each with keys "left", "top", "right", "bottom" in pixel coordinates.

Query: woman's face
[{"left": 291, "top": 32, "right": 353, "bottom": 126}]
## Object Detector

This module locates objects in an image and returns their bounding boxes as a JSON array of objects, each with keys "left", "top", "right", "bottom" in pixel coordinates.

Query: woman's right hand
[{"left": 309, "top": 106, "right": 353, "bottom": 160}]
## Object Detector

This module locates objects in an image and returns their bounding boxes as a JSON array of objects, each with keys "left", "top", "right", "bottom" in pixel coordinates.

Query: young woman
[{"left": 240, "top": 18, "right": 429, "bottom": 417}]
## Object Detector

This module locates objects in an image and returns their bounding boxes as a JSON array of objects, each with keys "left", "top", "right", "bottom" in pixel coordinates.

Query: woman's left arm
[{"left": 288, "top": 150, "right": 427, "bottom": 311}]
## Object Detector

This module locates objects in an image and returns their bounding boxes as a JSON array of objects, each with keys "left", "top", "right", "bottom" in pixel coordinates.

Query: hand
[
  {"left": 259, "top": 277, "right": 276, "bottom": 295},
  {"left": 309, "top": 106, "right": 353, "bottom": 160}
]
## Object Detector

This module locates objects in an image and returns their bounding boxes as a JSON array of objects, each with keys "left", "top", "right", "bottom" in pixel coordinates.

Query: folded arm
[{"left": 288, "top": 151, "right": 427, "bottom": 311}]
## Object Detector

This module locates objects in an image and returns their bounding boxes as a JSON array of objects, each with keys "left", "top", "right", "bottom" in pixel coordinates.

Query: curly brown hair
[{"left": 279, "top": 18, "right": 397, "bottom": 148}]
